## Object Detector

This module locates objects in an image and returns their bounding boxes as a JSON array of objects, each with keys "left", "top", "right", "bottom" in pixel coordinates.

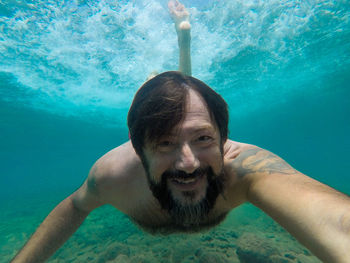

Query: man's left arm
[{"left": 227, "top": 144, "right": 350, "bottom": 263}]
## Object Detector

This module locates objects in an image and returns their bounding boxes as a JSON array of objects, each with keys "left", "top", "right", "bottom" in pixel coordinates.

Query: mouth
[{"left": 169, "top": 174, "right": 205, "bottom": 191}]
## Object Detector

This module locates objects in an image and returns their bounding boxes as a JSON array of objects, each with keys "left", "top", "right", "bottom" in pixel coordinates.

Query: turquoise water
[{"left": 1, "top": 0, "right": 349, "bottom": 262}]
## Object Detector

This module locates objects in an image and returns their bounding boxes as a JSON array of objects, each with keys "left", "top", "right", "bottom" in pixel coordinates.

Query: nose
[{"left": 175, "top": 143, "right": 200, "bottom": 174}]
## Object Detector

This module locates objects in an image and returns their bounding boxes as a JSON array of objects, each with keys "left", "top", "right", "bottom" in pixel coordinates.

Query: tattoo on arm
[{"left": 232, "top": 148, "right": 297, "bottom": 178}]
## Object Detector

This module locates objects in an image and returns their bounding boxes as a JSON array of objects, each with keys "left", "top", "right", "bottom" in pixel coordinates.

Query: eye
[
  {"left": 158, "top": 141, "right": 174, "bottom": 147},
  {"left": 156, "top": 140, "right": 176, "bottom": 152},
  {"left": 196, "top": 135, "right": 213, "bottom": 142}
]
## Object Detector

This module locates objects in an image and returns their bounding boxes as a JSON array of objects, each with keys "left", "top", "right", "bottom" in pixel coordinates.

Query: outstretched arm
[
  {"left": 11, "top": 195, "right": 89, "bottom": 263},
  {"left": 225, "top": 141, "right": 350, "bottom": 263},
  {"left": 11, "top": 179, "right": 102, "bottom": 263},
  {"left": 168, "top": 0, "right": 192, "bottom": 76}
]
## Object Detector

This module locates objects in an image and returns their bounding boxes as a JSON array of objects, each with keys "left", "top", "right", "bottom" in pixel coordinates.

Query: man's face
[{"left": 142, "top": 89, "right": 225, "bottom": 227}]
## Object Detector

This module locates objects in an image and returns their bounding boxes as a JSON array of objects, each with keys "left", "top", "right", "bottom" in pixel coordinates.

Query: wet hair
[{"left": 127, "top": 71, "right": 228, "bottom": 157}]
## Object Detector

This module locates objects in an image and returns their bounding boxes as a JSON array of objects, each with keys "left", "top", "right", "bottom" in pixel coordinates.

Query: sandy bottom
[{"left": 2, "top": 195, "right": 320, "bottom": 263}]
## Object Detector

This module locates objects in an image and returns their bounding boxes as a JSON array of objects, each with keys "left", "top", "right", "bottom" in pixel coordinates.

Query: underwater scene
[{"left": 1, "top": 0, "right": 350, "bottom": 262}]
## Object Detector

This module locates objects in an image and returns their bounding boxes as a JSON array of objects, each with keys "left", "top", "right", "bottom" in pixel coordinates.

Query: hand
[
  {"left": 223, "top": 139, "right": 242, "bottom": 161},
  {"left": 223, "top": 139, "right": 257, "bottom": 179},
  {"left": 168, "top": 0, "right": 191, "bottom": 32}
]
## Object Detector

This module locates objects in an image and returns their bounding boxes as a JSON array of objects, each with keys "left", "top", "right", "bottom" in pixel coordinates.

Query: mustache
[{"left": 163, "top": 167, "right": 209, "bottom": 180}]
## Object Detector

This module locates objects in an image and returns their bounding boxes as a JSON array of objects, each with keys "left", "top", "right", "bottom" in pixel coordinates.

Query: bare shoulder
[
  {"left": 224, "top": 139, "right": 297, "bottom": 178},
  {"left": 224, "top": 139, "right": 256, "bottom": 159},
  {"left": 72, "top": 141, "right": 145, "bottom": 211},
  {"left": 222, "top": 139, "right": 299, "bottom": 207},
  {"left": 92, "top": 141, "right": 143, "bottom": 182},
  {"left": 89, "top": 141, "right": 145, "bottom": 197}
]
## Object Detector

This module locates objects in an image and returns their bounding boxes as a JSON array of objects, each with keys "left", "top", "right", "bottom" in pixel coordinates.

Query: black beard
[{"left": 147, "top": 166, "right": 225, "bottom": 229}]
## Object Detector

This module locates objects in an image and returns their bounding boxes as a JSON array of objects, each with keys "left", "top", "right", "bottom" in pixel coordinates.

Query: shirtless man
[{"left": 12, "top": 1, "right": 350, "bottom": 262}]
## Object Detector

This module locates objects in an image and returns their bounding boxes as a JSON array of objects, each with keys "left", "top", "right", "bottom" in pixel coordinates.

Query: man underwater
[{"left": 12, "top": 1, "right": 350, "bottom": 262}]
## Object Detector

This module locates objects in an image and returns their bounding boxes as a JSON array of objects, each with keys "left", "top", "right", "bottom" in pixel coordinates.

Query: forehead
[
  {"left": 186, "top": 89, "right": 208, "bottom": 111},
  {"left": 185, "top": 89, "right": 211, "bottom": 120},
  {"left": 172, "top": 89, "right": 216, "bottom": 134}
]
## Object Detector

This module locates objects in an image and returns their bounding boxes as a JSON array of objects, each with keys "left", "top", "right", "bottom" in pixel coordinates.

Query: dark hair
[{"left": 127, "top": 71, "right": 228, "bottom": 157}]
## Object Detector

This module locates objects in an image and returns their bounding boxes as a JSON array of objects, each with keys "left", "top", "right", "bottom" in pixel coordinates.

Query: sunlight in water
[{"left": 0, "top": 0, "right": 349, "bottom": 125}]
